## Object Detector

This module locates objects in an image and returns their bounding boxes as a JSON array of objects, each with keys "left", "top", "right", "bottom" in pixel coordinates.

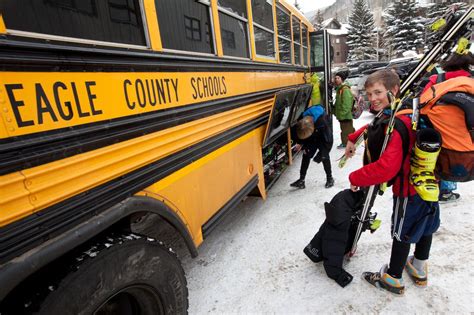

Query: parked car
[{"left": 358, "top": 61, "right": 389, "bottom": 74}]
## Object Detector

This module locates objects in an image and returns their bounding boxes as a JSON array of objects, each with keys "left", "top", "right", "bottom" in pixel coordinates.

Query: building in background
[{"left": 321, "top": 18, "right": 349, "bottom": 66}]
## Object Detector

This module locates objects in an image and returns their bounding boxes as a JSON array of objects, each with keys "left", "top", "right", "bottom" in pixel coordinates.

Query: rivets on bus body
[
  {"left": 30, "top": 195, "right": 37, "bottom": 202},
  {"left": 2, "top": 107, "right": 7, "bottom": 113},
  {"left": 248, "top": 164, "right": 254, "bottom": 174},
  {"left": 9, "top": 127, "right": 14, "bottom": 131},
  {"left": 6, "top": 117, "right": 12, "bottom": 122},
  {"left": 26, "top": 180, "right": 32, "bottom": 186},
  {"left": 0, "top": 98, "right": 5, "bottom": 104}
]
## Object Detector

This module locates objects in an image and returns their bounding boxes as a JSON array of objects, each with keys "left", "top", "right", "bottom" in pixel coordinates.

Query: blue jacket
[{"left": 303, "top": 105, "right": 325, "bottom": 128}]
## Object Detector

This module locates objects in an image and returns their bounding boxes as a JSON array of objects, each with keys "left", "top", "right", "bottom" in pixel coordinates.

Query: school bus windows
[
  {"left": 251, "top": 0, "right": 275, "bottom": 58},
  {"left": 218, "top": 0, "right": 250, "bottom": 58},
  {"left": 302, "top": 25, "right": 308, "bottom": 66},
  {"left": 0, "top": 0, "right": 146, "bottom": 46},
  {"left": 155, "top": 0, "right": 214, "bottom": 54},
  {"left": 292, "top": 16, "right": 301, "bottom": 65},
  {"left": 276, "top": 6, "right": 291, "bottom": 64}
]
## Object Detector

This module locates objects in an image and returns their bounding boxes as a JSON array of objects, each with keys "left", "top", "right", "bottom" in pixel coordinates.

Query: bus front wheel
[{"left": 37, "top": 233, "right": 188, "bottom": 315}]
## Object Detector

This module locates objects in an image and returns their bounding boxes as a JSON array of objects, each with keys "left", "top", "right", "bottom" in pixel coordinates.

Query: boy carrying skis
[{"left": 344, "top": 69, "right": 440, "bottom": 295}]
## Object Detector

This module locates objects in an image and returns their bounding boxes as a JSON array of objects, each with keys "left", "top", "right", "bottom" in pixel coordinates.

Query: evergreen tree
[
  {"left": 313, "top": 10, "right": 324, "bottom": 30},
  {"left": 346, "top": 0, "right": 376, "bottom": 62},
  {"left": 383, "top": 0, "right": 424, "bottom": 58}
]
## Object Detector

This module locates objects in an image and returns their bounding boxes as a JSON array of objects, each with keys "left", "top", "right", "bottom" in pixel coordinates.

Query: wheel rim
[{"left": 94, "top": 285, "right": 164, "bottom": 315}]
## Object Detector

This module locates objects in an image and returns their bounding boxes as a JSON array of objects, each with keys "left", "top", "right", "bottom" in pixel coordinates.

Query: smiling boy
[{"left": 343, "top": 69, "right": 440, "bottom": 295}]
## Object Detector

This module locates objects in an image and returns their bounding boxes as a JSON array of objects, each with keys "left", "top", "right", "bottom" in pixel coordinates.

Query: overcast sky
[{"left": 289, "top": 0, "right": 336, "bottom": 13}]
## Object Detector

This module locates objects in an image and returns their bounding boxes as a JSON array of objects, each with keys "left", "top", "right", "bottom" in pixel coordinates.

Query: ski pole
[{"left": 349, "top": 92, "right": 399, "bottom": 257}]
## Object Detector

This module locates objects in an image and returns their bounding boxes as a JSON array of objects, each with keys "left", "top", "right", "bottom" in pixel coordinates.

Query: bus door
[{"left": 309, "top": 29, "right": 333, "bottom": 116}]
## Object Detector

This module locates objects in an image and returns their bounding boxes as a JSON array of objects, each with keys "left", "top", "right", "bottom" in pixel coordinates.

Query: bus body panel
[
  {"left": 141, "top": 125, "right": 267, "bottom": 247},
  {"left": 0, "top": 99, "right": 273, "bottom": 227}
]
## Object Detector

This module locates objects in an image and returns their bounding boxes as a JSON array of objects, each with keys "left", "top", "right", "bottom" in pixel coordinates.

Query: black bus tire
[{"left": 37, "top": 234, "right": 188, "bottom": 315}]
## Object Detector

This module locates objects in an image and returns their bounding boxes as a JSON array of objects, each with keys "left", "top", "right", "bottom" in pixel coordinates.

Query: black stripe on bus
[
  {"left": 0, "top": 38, "right": 308, "bottom": 72},
  {"left": 0, "top": 88, "right": 283, "bottom": 176},
  {"left": 0, "top": 115, "right": 267, "bottom": 264}
]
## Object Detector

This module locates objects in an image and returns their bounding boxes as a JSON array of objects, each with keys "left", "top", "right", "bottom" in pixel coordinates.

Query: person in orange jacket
[{"left": 422, "top": 51, "right": 474, "bottom": 203}]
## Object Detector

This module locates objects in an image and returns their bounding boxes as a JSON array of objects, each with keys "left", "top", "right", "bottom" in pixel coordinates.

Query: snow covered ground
[{"left": 182, "top": 111, "right": 474, "bottom": 314}]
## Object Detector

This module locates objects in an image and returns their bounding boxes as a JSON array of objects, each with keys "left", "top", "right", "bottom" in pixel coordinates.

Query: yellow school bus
[{"left": 0, "top": 0, "right": 331, "bottom": 313}]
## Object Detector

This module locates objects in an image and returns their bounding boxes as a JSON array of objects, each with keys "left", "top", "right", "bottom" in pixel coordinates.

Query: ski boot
[
  {"left": 362, "top": 264, "right": 405, "bottom": 295},
  {"left": 325, "top": 177, "right": 334, "bottom": 188},
  {"left": 290, "top": 179, "right": 305, "bottom": 189},
  {"left": 410, "top": 128, "right": 442, "bottom": 202},
  {"left": 405, "top": 256, "right": 428, "bottom": 287}
]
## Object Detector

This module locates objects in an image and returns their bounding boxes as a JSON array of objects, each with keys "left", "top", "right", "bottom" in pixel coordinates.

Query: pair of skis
[
  {"left": 342, "top": 6, "right": 473, "bottom": 257},
  {"left": 348, "top": 92, "right": 404, "bottom": 257}
]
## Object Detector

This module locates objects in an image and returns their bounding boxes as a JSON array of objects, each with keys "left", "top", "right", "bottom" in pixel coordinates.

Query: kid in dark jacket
[
  {"left": 290, "top": 105, "right": 334, "bottom": 189},
  {"left": 344, "top": 69, "right": 440, "bottom": 295}
]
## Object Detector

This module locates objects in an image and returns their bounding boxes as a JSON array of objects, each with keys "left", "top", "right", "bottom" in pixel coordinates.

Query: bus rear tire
[{"left": 37, "top": 233, "right": 188, "bottom": 315}]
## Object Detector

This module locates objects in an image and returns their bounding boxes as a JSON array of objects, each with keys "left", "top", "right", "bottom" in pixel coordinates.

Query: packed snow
[{"left": 182, "top": 111, "right": 473, "bottom": 313}]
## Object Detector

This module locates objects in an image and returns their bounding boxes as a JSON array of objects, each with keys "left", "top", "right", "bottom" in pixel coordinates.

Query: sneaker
[
  {"left": 303, "top": 244, "right": 323, "bottom": 263},
  {"left": 337, "top": 143, "right": 346, "bottom": 149},
  {"left": 439, "top": 192, "right": 460, "bottom": 203},
  {"left": 290, "top": 179, "right": 305, "bottom": 189},
  {"left": 362, "top": 264, "right": 405, "bottom": 295},
  {"left": 325, "top": 177, "right": 334, "bottom": 188},
  {"left": 405, "top": 256, "right": 428, "bottom": 287}
]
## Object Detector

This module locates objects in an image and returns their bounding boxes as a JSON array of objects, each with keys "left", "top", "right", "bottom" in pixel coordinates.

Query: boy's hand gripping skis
[{"left": 348, "top": 92, "right": 401, "bottom": 257}]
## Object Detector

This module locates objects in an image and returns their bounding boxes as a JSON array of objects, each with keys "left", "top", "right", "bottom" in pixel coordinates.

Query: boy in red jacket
[{"left": 344, "top": 70, "right": 440, "bottom": 295}]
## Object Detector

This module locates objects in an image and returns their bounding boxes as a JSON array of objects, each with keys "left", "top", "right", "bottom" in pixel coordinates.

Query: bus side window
[
  {"left": 276, "top": 6, "right": 291, "bottom": 64},
  {"left": 302, "top": 25, "right": 308, "bottom": 66},
  {"left": 251, "top": 0, "right": 275, "bottom": 59},
  {"left": 217, "top": 0, "right": 250, "bottom": 58},
  {"left": 0, "top": 0, "right": 146, "bottom": 46},
  {"left": 292, "top": 16, "right": 301, "bottom": 65},
  {"left": 155, "top": 0, "right": 214, "bottom": 54}
]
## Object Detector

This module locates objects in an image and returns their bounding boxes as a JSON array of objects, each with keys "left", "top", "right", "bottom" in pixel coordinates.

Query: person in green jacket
[
  {"left": 334, "top": 71, "right": 354, "bottom": 149},
  {"left": 309, "top": 72, "right": 321, "bottom": 106}
]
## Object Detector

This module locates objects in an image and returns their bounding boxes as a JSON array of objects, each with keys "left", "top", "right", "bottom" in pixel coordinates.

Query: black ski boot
[
  {"left": 290, "top": 179, "right": 305, "bottom": 189},
  {"left": 325, "top": 177, "right": 334, "bottom": 188}
]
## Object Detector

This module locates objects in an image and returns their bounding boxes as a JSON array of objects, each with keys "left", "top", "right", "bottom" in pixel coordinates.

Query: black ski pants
[
  {"left": 299, "top": 136, "right": 332, "bottom": 180},
  {"left": 387, "top": 234, "right": 433, "bottom": 279}
]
